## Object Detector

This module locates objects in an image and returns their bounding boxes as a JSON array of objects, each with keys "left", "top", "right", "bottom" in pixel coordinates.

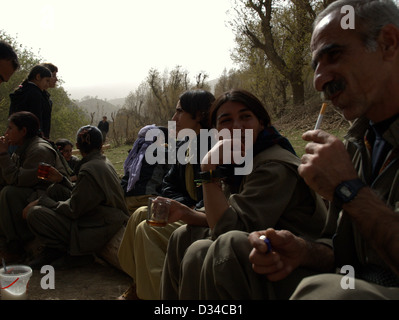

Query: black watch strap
[{"left": 199, "top": 168, "right": 223, "bottom": 181}]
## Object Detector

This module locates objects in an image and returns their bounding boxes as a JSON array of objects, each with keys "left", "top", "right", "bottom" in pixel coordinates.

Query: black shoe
[{"left": 28, "top": 247, "right": 65, "bottom": 270}]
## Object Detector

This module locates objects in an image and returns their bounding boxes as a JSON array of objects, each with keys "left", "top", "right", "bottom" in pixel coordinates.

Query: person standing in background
[
  {"left": 40, "top": 62, "right": 58, "bottom": 139},
  {"left": 9, "top": 65, "right": 52, "bottom": 138},
  {"left": 98, "top": 116, "right": 109, "bottom": 143}
]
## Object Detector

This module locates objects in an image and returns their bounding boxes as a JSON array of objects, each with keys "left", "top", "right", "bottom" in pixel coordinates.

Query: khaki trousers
[
  {"left": 125, "top": 194, "right": 154, "bottom": 215},
  {"left": 117, "top": 205, "right": 184, "bottom": 299},
  {"left": 125, "top": 195, "right": 152, "bottom": 215},
  {"left": 290, "top": 274, "right": 399, "bottom": 300},
  {"left": 118, "top": 206, "right": 148, "bottom": 279}
]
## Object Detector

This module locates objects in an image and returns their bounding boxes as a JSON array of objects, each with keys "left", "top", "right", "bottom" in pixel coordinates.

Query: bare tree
[
  {"left": 229, "top": 0, "right": 320, "bottom": 106},
  {"left": 147, "top": 66, "right": 191, "bottom": 125},
  {"left": 194, "top": 72, "right": 211, "bottom": 90},
  {"left": 90, "top": 112, "right": 95, "bottom": 125}
]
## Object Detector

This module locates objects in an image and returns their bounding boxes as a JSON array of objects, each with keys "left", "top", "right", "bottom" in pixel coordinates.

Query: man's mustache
[{"left": 322, "top": 80, "right": 346, "bottom": 100}]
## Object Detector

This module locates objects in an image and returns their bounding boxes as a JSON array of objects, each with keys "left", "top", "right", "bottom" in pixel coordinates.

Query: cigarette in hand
[{"left": 314, "top": 102, "right": 327, "bottom": 130}]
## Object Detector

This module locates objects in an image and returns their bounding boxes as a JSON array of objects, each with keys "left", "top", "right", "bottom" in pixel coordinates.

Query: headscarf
[
  {"left": 254, "top": 126, "right": 296, "bottom": 157},
  {"left": 124, "top": 124, "right": 158, "bottom": 192}
]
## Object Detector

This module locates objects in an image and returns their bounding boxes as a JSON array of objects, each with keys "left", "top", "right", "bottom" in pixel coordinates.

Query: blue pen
[{"left": 259, "top": 235, "right": 272, "bottom": 253}]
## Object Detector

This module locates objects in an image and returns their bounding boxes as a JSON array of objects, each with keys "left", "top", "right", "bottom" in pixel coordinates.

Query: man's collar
[{"left": 346, "top": 115, "right": 399, "bottom": 148}]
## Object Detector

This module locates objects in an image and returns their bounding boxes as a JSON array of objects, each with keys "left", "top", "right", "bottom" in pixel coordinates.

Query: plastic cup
[
  {"left": 37, "top": 162, "right": 51, "bottom": 180},
  {"left": 0, "top": 265, "right": 32, "bottom": 300},
  {"left": 146, "top": 197, "right": 171, "bottom": 227}
]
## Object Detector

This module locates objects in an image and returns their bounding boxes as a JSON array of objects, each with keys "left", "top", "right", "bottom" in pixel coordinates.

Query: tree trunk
[
  {"left": 244, "top": 0, "right": 308, "bottom": 107},
  {"left": 290, "top": 76, "right": 305, "bottom": 106}
]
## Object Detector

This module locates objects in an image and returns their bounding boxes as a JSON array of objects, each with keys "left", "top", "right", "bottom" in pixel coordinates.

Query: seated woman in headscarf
[{"left": 121, "top": 125, "right": 170, "bottom": 215}]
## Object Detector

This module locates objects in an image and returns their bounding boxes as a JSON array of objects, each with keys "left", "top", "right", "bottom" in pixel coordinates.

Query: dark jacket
[
  {"left": 41, "top": 90, "right": 53, "bottom": 138},
  {"left": 98, "top": 120, "right": 109, "bottom": 133},
  {"left": 37, "top": 150, "right": 129, "bottom": 255},
  {"left": 9, "top": 82, "right": 52, "bottom": 138},
  {"left": 161, "top": 134, "right": 210, "bottom": 209},
  {"left": 328, "top": 116, "right": 399, "bottom": 287}
]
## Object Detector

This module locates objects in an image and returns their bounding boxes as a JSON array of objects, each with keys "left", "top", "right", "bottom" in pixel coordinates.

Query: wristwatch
[
  {"left": 333, "top": 178, "right": 366, "bottom": 208},
  {"left": 198, "top": 168, "right": 224, "bottom": 182}
]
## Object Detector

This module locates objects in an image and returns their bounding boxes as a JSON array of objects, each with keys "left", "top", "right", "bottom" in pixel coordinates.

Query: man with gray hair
[{"left": 198, "top": 0, "right": 399, "bottom": 300}]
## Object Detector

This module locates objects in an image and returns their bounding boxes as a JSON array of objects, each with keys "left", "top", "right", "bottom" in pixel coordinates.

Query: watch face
[
  {"left": 340, "top": 185, "right": 352, "bottom": 198},
  {"left": 335, "top": 179, "right": 365, "bottom": 206}
]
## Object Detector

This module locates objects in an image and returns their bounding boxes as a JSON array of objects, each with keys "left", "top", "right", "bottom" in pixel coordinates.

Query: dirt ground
[
  {"left": 25, "top": 256, "right": 131, "bottom": 300},
  {"left": 0, "top": 226, "right": 131, "bottom": 300}
]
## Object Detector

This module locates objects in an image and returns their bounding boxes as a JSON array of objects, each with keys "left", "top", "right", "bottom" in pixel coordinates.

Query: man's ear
[{"left": 378, "top": 24, "right": 399, "bottom": 61}]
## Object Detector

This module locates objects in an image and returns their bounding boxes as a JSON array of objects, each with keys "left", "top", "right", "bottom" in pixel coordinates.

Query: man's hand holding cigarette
[{"left": 298, "top": 130, "right": 359, "bottom": 201}]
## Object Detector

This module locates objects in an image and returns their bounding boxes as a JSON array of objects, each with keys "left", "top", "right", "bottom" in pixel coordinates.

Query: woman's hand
[
  {"left": 201, "top": 139, "right": 244, "bottom": 172},
  {"left": 154, "top": 197, "right": 189, "bottom": 223},
  {"left": 151, "top": 196, "right": 208, "bottom": 226},
  {"left": 46, "top": 166, "right": 64, "bottom": 183},
  {"left": 0, "top": 135, "right": 9, "bottom": 154}
]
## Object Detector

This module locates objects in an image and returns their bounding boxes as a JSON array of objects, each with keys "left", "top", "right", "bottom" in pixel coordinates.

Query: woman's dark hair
[
  {"left": 0, "top": 40, "right": 19, "bottom": 70},
  {"left": 76, "top": 125, "right": 103, "bottom": 154},
  {"left": 40, "top": 62, "right": 58, "bottom": 73},
  {"left": 210, "top": 89, "right": 271, "bottom": 128},
  {"left": 27, "top": 65, "right": 52, "bottom": 82},
  {"left": 55, "top": 138, "right": 73, "bottom": 151},
  {"left": 179, "top": 89, "right": 215, "bottom": 129},
  {"left": 8, "top": 111, "right": 40, "bottom": 139}
]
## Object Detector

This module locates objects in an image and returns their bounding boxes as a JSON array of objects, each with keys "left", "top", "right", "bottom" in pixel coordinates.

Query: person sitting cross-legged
[{"left": 24, "top": 125, "right": 129, "bottom": 269}]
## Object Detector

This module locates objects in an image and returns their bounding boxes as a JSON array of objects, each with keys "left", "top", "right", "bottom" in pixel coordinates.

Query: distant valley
[
  {"left": 76, "top": 97, "right": 126, "bottom": 124},
  {"left": 73, "top": 77, "right": 218, "bottom": 124}
]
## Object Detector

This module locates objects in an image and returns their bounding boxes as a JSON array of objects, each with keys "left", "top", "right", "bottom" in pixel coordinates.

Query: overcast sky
[{"left": 2, "top": 0, "right": 237, "bottom": 100}]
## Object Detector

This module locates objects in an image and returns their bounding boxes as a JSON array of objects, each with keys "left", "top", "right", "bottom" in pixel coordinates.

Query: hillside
[
  {"left": 108, "top": 98, "right": 126, "bottom": 107},
  {"left": 76, "top": 98, "right": 123, "bottom": 124}
]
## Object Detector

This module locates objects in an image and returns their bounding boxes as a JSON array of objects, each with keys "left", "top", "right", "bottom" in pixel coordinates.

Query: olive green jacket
[
  {"left": 328, "top": 116, "right": 399, "bottom": 282},
  {"left": 0, "top": 136, "right": 67, "bottom": 190},
  {"left": 38, "top": 150, "right": 129, "bottom": 255},
  {"left": 212, "top": 144, "right": 328, "bottom": 240}
]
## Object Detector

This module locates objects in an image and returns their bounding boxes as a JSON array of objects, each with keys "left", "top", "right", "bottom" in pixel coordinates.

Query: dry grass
[{"left": 102, "top": 143, "right": 131, "bottom": 177}]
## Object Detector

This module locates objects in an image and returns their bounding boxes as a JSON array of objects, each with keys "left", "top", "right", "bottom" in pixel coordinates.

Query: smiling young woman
[
  {"left": 160, "top": 89, "right": 328, "bottom": 300},
  {"left": 0, "top": 111, "right": 69, "bottom": 263}
]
